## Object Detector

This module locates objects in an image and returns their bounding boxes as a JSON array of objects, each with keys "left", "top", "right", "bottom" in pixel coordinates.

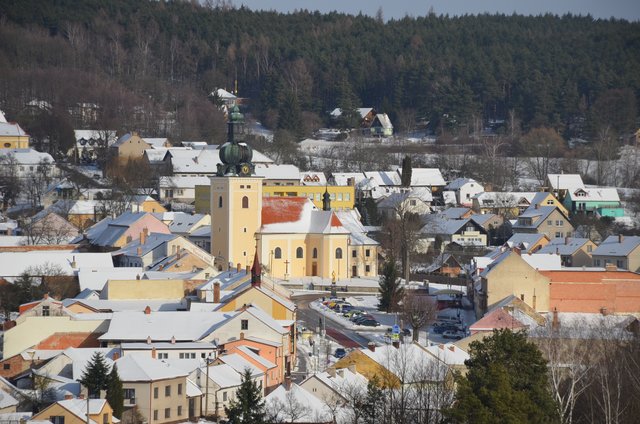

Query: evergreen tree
[
  {"left": 224, "top": 369, "right": 266, "bottom": 424},
  {"left": 362, "top": 377, "right": 385, "bottom": 424},
  {"left": 80, "top": 352, "right": 110, "bottom": 398},
  {"left": 446, "top": 329, "right": 559, "bottom": 423},
  {"left": 106, "top": 364, "right": 124, "bottom": 419},
  {"left": 400, "top": 155, "right": 412, "bottom": 187},
  {"left": 378, "top": 259, "right": 404, "bottom": 312}
]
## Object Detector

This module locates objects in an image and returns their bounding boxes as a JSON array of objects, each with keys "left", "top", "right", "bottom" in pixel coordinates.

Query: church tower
[{"left": 210, "top": 106, "right": 263, "bottom": 270}]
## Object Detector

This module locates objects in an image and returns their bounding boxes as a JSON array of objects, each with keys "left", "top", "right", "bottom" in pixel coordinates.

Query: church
[{"left": 209, "top": 107, "right": 378, "bottom": 280}]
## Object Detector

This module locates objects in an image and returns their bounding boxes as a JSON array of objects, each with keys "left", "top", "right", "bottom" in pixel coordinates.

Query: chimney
[
  {"left": 236, "top": 263, "right": 242, "bottom": 273},
  {"left": 348, "top": 364, "right": 357, "bottom": 374},
  {"left": 64, "top": 394, "right": 73, "bottom": 400},
  {"left": 392, "top": 340, "right": 400, "bottom": 349},
  {"left": 112, "top": 352, "right": 120, "bottom": 360},
  {"left": 71, "top": 256, "right": 77, "bottom": 269},
  {"left": 171, "top": 336, "right": 176, "bottom": 344},
  {"left": 146, "top": 336, "right": 152, "bottom": 344},
  {"left": 513, "top": 247, "right": 521, "bottom": 256},
  {"left": 448, "top": 345, "right": 456, "bottom": 352},
  {"left": 605, "top": 263, "right": 617, "bottom": 272},
  {"left": 43, "top": 293, "right": 49, "bottom": 300},
  {"left": 136, "top": 274, "right": 141, "bottom": 280},
  {"left": 78, "top": 394, "right": 85, "bottom": 400},
  {"left": 177, "top": 250, "right": 182, "bottom": 260},
  {"left": 144, "top": 305, "right": 151, "bottom": 315},
  {"left": 336, "top": 369, "right": 344, "bottom": 378},
  {"left": 151, "top": 347, "right": 157, "bottom": 359},
  {"left": 552, "top": 307, "right": 560, "bottom": 330},
  {"left": 534, "top": 203, "right": 539, "bottom": 209},
  {"left": 367, "top": 342, "right": 376, "bottom": 352},
  {"left": 327, "top": 368, "right": 336, "bottom": 378},
  {"left": 251, "top": 250, "right": 262, "bottom": 288},
  {"left": 213, "top": 282, "right": 221, "bottom": 303},
  {"left": 565, "top": 236, "right": 570, "bottom": 245},
  {"left": 284, "top": 376, "right": 292, "bottom": 391},
  {"left": 600, "top": 307, "right": 608, "bottom": 316},
  {"left": 618, "top": 234, "right": 624, "bottom": 243},
  {"left": 140, "top": 229, "right": 147, "bottom": 245},
  {"left": 240, "top": 332, "right": 244, "bottom": 340},
  {"left": 137, "top": 247, "right": 142, "bottom": 256},
  {"left": 246, "top": 265, "right": 250, "bottom": 274}
]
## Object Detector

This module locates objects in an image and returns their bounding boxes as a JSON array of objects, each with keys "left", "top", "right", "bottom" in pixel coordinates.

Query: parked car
[
  {"left": 432, "top": 324, "right": 459, "bottom": 334},
  {"left": 442, "top": 330, "right": 464, "bottom": 340},
  {"left": 334, "top": 348, "right": 347, "bottom": 358},
  {"left": 343, "top": 309, "right": 363, "bottom": 318},
  {"left": 352, "top": 314, "right": 375, "bottom": 324},
  {"left": 359, "top": 319, "right": 380, "bottom": 327},
  {"left": 402, "top": 328, "right": 412, "bottom": 337}
]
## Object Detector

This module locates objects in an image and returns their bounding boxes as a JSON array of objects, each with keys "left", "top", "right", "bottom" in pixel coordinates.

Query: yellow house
[
  {"left": 102, "top": 279, "right": 186, "bottom": 300},
  {"left": 110, "top": 132, "right": 170, "bottom": 160},
  {"left": 529, "top": 192, "right": 569, "bottom": 217},
  {"left": 0, "top": 121, "right": 29, "bottom": 149},
  {"left": 196, "top": 184, "right": 355, "bottom": 214},
  {"left": 32, "top": 398, "right": 116, "bottom": 424},
  {"left": 131, "top": 195, "right": 167, "bottom": 213},
  {"left": 216, "top": 284, "right": 296, "bottom": 321}
]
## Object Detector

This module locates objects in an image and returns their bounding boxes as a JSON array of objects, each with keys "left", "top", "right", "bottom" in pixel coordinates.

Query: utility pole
[{"left": 205, "top": 354, "right": 211, "bottom": 417}]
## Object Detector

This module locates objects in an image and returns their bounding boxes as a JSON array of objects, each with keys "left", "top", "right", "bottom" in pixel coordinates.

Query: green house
[{"left": 564, "top": 187, "right": 624, "bottom": 217}]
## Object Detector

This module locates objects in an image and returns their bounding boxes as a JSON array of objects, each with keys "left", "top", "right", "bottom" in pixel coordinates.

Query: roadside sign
[{"left": 392, "top": 324, "right": 400, "bottom": 334}]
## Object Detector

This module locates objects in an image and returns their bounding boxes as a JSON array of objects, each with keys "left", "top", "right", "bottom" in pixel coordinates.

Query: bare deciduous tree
[{"left": 402, "top": 292, "right": 437, "bottom": 342}]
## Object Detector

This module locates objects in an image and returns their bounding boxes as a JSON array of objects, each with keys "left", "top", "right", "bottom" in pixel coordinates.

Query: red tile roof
[
  {"left": 261, "top": 197, "right": 309, "bottom": 225},
  {"left": 539, "top": 270, "right": 640, "bottom": 283},
  {"left": 330, "top": 213, "right": 342, "bottom": 227},
  {"left": 470, "top": 308, "right": 526, "bottom": 331}
]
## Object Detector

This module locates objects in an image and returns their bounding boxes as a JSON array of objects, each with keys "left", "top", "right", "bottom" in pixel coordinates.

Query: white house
[{"left": 445, "top": 178, "right": 485, "bottom": 207}]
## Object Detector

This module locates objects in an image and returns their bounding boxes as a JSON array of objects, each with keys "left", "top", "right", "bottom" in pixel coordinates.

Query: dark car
[
  {"left": 432, "top": 324, "right": 458, "bottom": 334},
  {"left": 442, "top": 330, "right": 464, "bottom": 340},
  {"left": 402, "top": 328, "right": 412, "bottom": 337},
  {"left": 352, "top": 314, "right": 375, "bottom": 324},
  {"left": 334, "top": 347, "right": 347, "bottom": 358},
  {"left": 358, "top": 319, "right": 380, "bottom": 327}
]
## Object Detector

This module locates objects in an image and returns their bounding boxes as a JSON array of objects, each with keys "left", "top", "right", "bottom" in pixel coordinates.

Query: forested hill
[{"left": 0, "top": 0, "right": 639, "bottom": 140}]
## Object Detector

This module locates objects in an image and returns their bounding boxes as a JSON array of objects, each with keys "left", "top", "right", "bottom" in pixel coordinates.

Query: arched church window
[
  {"left": 335, "top": 248, "right": 343, "bottom": 259},
  {"left": 274, "top": 247, "right": 282, "bottom": 259},
  {"left": 218, "top": 196, "right": 223, "bottom": 208},
  {"left": 242, "top": 196, "right": 249, "bottom": 208},
  {"left": 296, "top": 247, "right": 303, "bottom": 258},
  {"left": 312, "top": 248, "right": 318, "bottom": 259}
]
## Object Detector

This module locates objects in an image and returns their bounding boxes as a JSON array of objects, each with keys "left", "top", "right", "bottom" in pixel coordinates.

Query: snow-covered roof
[
  {"left": 144, "top": 138, "right": 169, "bottom": 148},
  {"left": 537, "top": 237, "right": 591, "bottom": 256},
  {"left": 169, "top": 147, "right": 273, "bottom": 174},
  {"left": 115, "top": 354, "right": 189, "bottom": 381},
  {"left": 439, "top": 207, "right": 472, "bottom": 220},
  {"left": 54, "top": 399, "right": 108, "bottom": 424},
  {"left": 373, "top": 113, "right": 393, "bottom": 129},
  {"left": 445, "top": 178, "right": 481, "bottom": 190},
  {"left": 260, "top": 197, "right": 349, "bottom": 235},
  {"left": 265, "top": 384, "right": 332, "bottom": 423},
  {"left": 334, "top": 210, "right": 378, "bottom": 246},
  {"left": 111, "top": 233, "right": 177, "bottom": 258},
  {"left": 512, "top": 206, "right": 558, "bottom": 229},
  {"left": 547, "top": 174, "right": 584, "bottom": 191},
  {"left": 472, "top": 191, "right": 537, "bottom": 206},
  {"left": 235, "top": 345, "right": 276, "bottom": 369},
  {"left": 0, "top": 251, "right": 113, "bottom": 278},
  {"left": 330, "top": 107, "right": 373, "bottom": 119},
  {"left": 425, "top": 343, "right": 469, "bottom": 365},
  {"left": 363, "top": 171, "right": 401, "bottom": 187},
  {"left": 85, "top": 212, "right": 169, "bottom": 247},
  {"left": 254, "top": 164, "right": 300, "bottom": 180},
  {"left": 0, "top": 389, "right": 18, "bottom": 410},
  {"left": 216, "top": 353, "right": 263, "bottom": 378},
  {"left": 361, "top": 343, "right": 445, "bottom": 383},
  {"left": 159, "top": 175, "right": 211, "bottom": 189},
  {"left": 77, "top": 267, "right": 143, "bottom": 292},
  {"left": 568, "top": 187, "right": 620, "bottom": 202},
  {"left": 74, "top": 130, "right": 116, "bottom": 145},
  {"left": 397, "top": 168, "right": 446, "bottom": 187},
  {"left": 0, "top": 122, "right": 28, "bottom": 137},
  {"left": 330, "top": 172, "right": 367, "bottom": 187},
  {"left": 592, "top": 235, "right": 640, "bottom": 257},
  {"left": 506, "top": 233, "right": 549, "bottom": 253},
  {"left": 63, "top": 299, "right": 186, "bottom": 313},
  {"left": 299, "top": 172, "right": 327, "bottom": 186},
  {"left": 200, "top": 364, "right": 242, "bottom": 388},
  {"left": 0, "top": 148, "right": 54, "bottom": 165},
  {"left": 99, "top": 311, "right": 232, "bottom": 342},
  {"left": 214, "top": 88, "right": 237, "bottom": 99},
  {"left": 57, "top": 347, "right": 118, "bottom": 380}
]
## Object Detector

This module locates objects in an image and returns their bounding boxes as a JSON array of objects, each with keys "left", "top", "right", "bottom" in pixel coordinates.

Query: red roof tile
[
  {"left": 470, "top": 308, "right": 526, "bottom": 331},
  {"left": 330, "top": 213, "right": 342, "bottom": 227},
  {"left": 261, "top": 197, "right": 308, "bottom": 225},
  {"left": 539, "top": 270, "right": 640, "bottom": 283}
]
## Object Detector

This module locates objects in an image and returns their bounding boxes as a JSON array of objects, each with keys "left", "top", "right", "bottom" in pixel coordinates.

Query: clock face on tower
[{"left": 240, "top": 164, "right": 251, "bottom": 175}]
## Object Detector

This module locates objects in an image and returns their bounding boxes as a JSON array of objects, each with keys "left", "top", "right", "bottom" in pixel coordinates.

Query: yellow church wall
[
  {"left": 210, "top": 176, "right": 263, "bottom": 270},
  {"left": 349, "top": 244, "right": 379, "bottom": 278},
  {"left": 65, "top": 303, "right": 97, "bottom": 314},
  {"left": 217, "top": 288, "right": 292, "bottom": 320},
  {"left": 0, "top": 135, "right": 29, "bottom": 149}
]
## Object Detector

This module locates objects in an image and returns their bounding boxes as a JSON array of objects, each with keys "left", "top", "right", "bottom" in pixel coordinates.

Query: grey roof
[
  {"left": 0, "top": 122, "right": 28, "bottom": 137},
  {"left": 592, "top": 235, "right": 640, "bottom": 257},
  {"left": 470, "top": 213, "right": 498, "bottom": 226},
  {"left": 512, "top": 206, "right": 557, "bottom": 229},
  {"left": 189, "top": 225, "right": 211, "bottom": 237},
  {"left": 111, "top": 233, "right": 177, "bottom": 258},
  {"left": 85, "top": 212, "right": 167, "bottom": 247},
  {"left": 445, "top": 178, "right": 481, "bottom": 190},
  {"left": 334, "top": 210, "right": 378, "bottom": 246},
  {"left": 439, "top": 207, "right": 472, "bottom": 220},
  {"left": 421, "top": 217, "right": 475, "bottom": 236},
  {"left": 506, "top": 233, "right": 548, "bottom": 253},
  {"left": 538, "top": 238, "right": 591, "bottom": 256}
]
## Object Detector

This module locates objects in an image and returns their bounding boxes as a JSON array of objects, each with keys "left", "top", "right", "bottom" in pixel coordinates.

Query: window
[
  {"left": 190, "top": 353, "right": 196, "bottom": 359},
  {"left": 178, "top": 383, "right": 183, "bottom": 395},
  {"left": 313, "top": 248, "right": 317, "bottom": 259},
  {"left": 154, "top": 387, "right": 159, "bottom": 399},
  {"left": 365, "top": 265, "right": 371, "bottom": 273},
  {"left": 330, "top": 193, "right": 336, "bottom": 200},
  {"left": 547, "top": 220, "right": 553, "bottom": 226},
  {"left": 103, "top": 413, "right": 108, "bottom": 424},
  {"left": 365, "top": 249, "right": 370, "bottom": 257},
  {"left": 315, "top": 193, "right": 321, "bottom": 201},
  {"left": 42, "top": 305, "right": 50, "bottom": 316},
  {"left": 165, "top": 408, "right": 171, "bottom": 419},
  {"left": 153, "top": 411, "right": 158, "bottom": 421},
  {"left": 352, "top": 250, "right": 357, "bottom": 258},
  {"left": 335, "top": 248, "right": 343, "bottom": 259},
  {"left": 158, "top": 353, "right": 168, "bottom": 359},
  {"left": 165, "top": 385, "right": 171, "bottom": 397},
  {"left": 274, "top": 247, "right": 282, "bottom": 259},
  {"left": 555, "top": 232, "right": 561, "bottom": 238},
  {"left": 223, "top": 392, "right": 228, "bottom": 401},
  {"left": 547, "top": 199, "right": 554, "bottom": 205},
  {"left": 617, "top": 260, "right": 624, "bottom": 268},
  {"left": 595, "top": 259, "right": 601, "bottom": 267},
  {"left": 410, "top": 199, "right": 417, "bottom": 206},
  {"left": 587, "top": 245, "right": 592, "bottom": 253},
  {"left": 218, "top": 196, "right": 223, "bottom": 208},
  {"left": 345, "top": 193, "right": 350, "bottom": 201},
  {"left": 179, "top": 353, "right": 185, "bottom": 359},
  {"left": 242, "top": 196, "right": 249, "bottom": 208},
  {"left": 3, "top": 364, "right": 10, "bottom": 370},
  {"left": 3, "top": 143, "right": 10, "bottom": 148},
  {"left": 296, "top": 247, "right": 303, "bottom": 258},
  {"left": 241, "top": 319, "right": 249, "bottom": 330},
  {"left": 50, "top": 417, "right": 64, "bottom": 424},
  {"left": 337, "top": 193, "right": 343, "bottom": 201},
  {"left": 124, "top": 388, "right": 135, "bottom": 403},
  {"left": 177, "top": 406, "right": 183, "bottom": 416}
]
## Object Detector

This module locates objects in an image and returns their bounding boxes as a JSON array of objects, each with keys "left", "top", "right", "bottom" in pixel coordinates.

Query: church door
[
  {"left": 312, "top": 262, "right": 318, "bottom": 276},
  {"left": 352, "top": 265, "right": 358, "bottom": 277}
]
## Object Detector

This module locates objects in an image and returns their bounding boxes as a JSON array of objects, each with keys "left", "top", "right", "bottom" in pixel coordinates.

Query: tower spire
[
  {"left": 322, "top": 186, "right": 331, "bottom": 211},
  {"left": 251, "top": 249, "right": 261, "bottom": 287}
]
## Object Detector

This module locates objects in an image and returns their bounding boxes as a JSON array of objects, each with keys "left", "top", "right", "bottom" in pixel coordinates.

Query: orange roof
[
  {"left": 470, "top": 308, "right": 526, "bottom": 331},
  {"left": 539, "top": 270, "right": 640, "bottom": 283},
  {"left": 261, "top": 197, "right": 308, "bottom": 225},
  {"left": 330, "top": 213, "right": 342, "bottom": 227}
]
